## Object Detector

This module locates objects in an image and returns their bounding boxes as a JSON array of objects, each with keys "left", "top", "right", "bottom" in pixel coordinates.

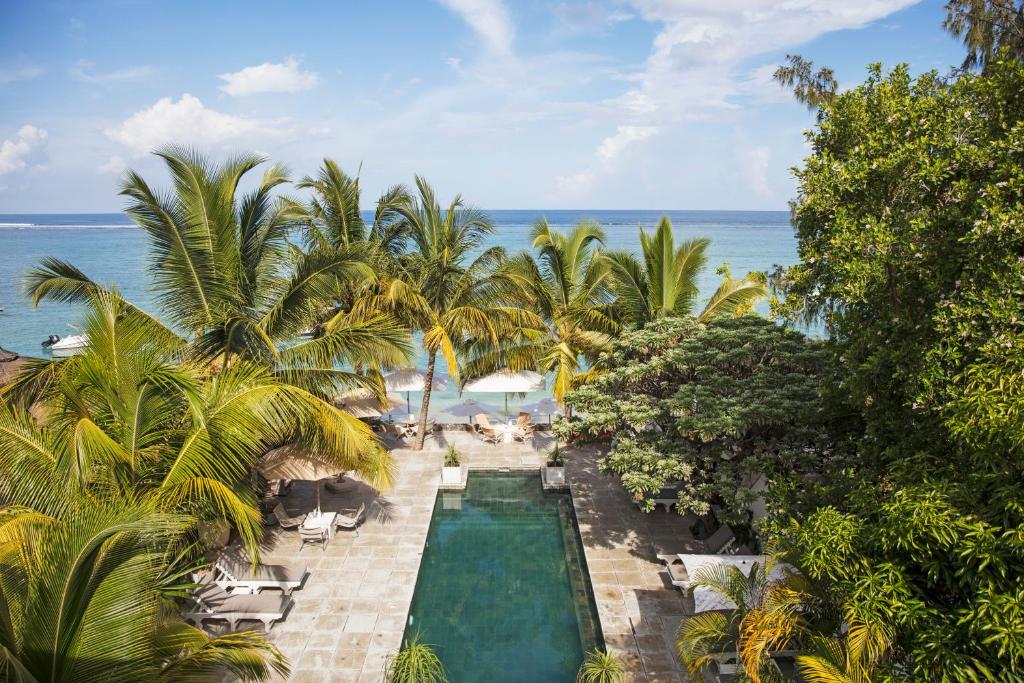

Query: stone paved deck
[
  {"left": 240, "top": 433, "right": 696, "bottom": 682},
  {"left": 568, "top": 446, "right": 699, "bottom": 683}
]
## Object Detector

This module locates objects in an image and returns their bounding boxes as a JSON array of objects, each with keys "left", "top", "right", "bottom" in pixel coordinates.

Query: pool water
[{"left": 405, "top": 472, "right": 602, "bottom": 682}]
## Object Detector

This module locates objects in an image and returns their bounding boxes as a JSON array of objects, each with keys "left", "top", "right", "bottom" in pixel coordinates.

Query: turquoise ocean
[{"left": 0, "top": 210, "right": 798, "bottom": 421}]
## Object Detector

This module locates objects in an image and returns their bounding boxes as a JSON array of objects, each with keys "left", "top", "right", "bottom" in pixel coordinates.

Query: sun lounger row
[
  {"left": 184, "top": 554, "right": 308, "bottom": 631},
  {"left": 473, "top": 412, "right": 536, "bottom": 444}
]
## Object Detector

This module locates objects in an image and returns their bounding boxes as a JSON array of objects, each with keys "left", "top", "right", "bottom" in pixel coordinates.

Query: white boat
[{"left": 49, "top": 334, "right": 89, "bottom": 355}]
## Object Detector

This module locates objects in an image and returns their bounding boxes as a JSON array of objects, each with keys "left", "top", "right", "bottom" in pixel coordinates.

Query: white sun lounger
[
  {"left": 212, "top": 557, "right": 309, "bottom": 595},
  {"left": 183, "top": 582, "right": 292, "bottom": 631}
]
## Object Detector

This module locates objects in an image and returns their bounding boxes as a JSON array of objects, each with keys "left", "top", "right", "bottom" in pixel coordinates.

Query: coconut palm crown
[{"left": 608, "top": 216, "right": 767, "bottom": 327}]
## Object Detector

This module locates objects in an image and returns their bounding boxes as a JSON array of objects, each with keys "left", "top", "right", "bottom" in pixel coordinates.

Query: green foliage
[
  {"left": 576, "top": 648, "right": 624, "bottom": 683},
  {"left": 944, "top": 1, "right": 1024, "bottom": 70},
  {"left": 772, "top": 59, "right": 1024, "bottom": 679},
  {"left": 557, "top": 316, "right": 833, "bottom": 523},
  {"left": 773, "top": 54, "right": 838, "bottom": 112},
  {"left": 384, "top": 634, "right": 447, "bottom": 683},
  {"left": 444, "top": 445, "right": 460, "bottom": 467},
  {"left": 496, "top": 219, "right": 618, "bottom": 405},
  {"left": 606, "top": 216, "right": 767, "bottom": 328}
]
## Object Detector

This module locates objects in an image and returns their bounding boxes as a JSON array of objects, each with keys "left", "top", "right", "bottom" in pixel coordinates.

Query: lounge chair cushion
[{"left": 216, "top": 558, "right": 307, "bottom": 583}]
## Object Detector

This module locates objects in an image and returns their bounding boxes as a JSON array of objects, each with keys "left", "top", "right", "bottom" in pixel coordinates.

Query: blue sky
[{"left": 0, "top": 0, "right": 962, "bottom": 212}]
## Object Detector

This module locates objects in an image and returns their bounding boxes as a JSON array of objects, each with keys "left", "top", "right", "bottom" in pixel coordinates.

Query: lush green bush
[
  {"left": 773, "top": 56, "right": 1024, "bottom": 679},
  {"left": 557, "top": 316, "right": 834, "bottom": 524}
]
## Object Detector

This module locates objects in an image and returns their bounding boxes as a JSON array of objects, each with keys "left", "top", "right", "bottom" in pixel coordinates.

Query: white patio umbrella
[
  {"left": 463, "top": 369, "right": 545, "bottom": 418},
  {"left": 384, "top": 368, "right": 449, "bottom": 418},
  {"left": 334, "top": 388, "right": 403, "bottom": 419},
  {"left": 445, "top": 399, "right": 500, "bottom": 424},
  {"left": 519, "top": 398, "right": 563, "bottom": 424}
]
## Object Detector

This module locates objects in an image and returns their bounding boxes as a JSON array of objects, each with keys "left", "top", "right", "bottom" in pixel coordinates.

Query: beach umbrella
[
  {"left": 334, "top": 388, "right": 403, "bottom": 419},
  {"left": 384, "top": 368, "right": 449, "bottom": 418},
  {"left": 463, "top": 369, "right": 545, "bottom": 418},
  {"left": 445, "top": 399, "right": 499, "bottom": 424},
  {"left": 519, "top": 398, "right": 563, "bottom": 424},
  {"left": 258, "top": 446, "right": 342, "bottom": 513}
]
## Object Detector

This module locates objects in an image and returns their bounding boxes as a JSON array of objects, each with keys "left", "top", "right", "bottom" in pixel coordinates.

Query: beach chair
[
  {"left": 334, "top": 503, "right": 366, "bottom": 537},
  {"left": 473, "top": 423, "right": 501, "bottom": 446},
  {"left": 212, "top": 557, "right": 309, "bottom": 595},
  {"left": 183, "top": 581, "right": 292, "bottom": 631},
  {"left": 513, "top": 412, "right": 535, "bottom": 440},
  {"left": 272, "top": 503, "right": 306, "bottom": 530}
]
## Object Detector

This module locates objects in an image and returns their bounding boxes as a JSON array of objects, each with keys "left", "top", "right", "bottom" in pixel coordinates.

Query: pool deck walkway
[{"left": 251, "top": 432, "right": 697, "bottom": 682}]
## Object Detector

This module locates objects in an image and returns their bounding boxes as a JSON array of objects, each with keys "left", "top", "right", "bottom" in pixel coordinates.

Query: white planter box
[
  {"left": 542, "top": 466, "right": 566, "bottom": 489},
  {"left": 442, "top": 466, "right": 462, "bottom": 485}
]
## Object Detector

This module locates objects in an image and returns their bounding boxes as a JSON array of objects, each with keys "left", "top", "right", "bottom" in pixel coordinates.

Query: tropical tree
[
  {"left": 607, "top": 217, "right": 766, "bottom": 328},
  {"left": 373, "top": 176, "right": 540, "bottom": 449},
  {"left": 1, "top": 290, "right": 395, "bottom": 557},
  {"left": 0, "top": 441, "right": 288, "bottom": 682},
  {"left": 494, "top": 219, "right": 618, "bottom": 404},
  {"left": 555, "top": 316, "right": 835, "bottom": 523},
  {"left": 24, "top": 148, "right": 409, "bottom": 486},
  {"left": 676, "top": 558, "right": 819, "bottom": 683},
  {"left": 796, "top": 610, "right": 894, "bottom": 683},
  {"left": 944, "top": 0, "right": 1024, "bottom": 69}
]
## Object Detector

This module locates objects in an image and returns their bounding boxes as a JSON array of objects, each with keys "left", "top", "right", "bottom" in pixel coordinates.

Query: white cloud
[
  {"left": 446, "top": 56, "right": 463, "bottom": 69},
  {"left": 70, "top": 60, "right": 155, "bottom": 83},
  {"left": 0, "top": 64, "right": 43, "bottom": 84},
  {"left": 554, "top": 2, "right": 634, "bottom": 33},
  {"left": 0, "top": 125, "right": 48, "bottom": 175},
  {"left": 105, "top": 94, "right": 286, "bottom": 155},
  {"left": 98, "top": 155, "right": 126, "bottom": 174},
  {"left": 218, "top": 58, "right": 319, "bottom": 96},
  {"left": 437, "top": 0, "right": 515, "bottom": 56},
  {"left": 596, "top": 125, "right": 657, "bottom": 160}
]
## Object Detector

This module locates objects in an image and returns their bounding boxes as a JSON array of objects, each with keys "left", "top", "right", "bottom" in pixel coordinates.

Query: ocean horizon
[{"left": 0, "top": 209, "right": 799, "bottom": 421}]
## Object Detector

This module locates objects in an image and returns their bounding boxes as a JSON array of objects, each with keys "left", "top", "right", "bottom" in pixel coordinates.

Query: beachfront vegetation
[
  {"left": 501, "top": 219, "right": 618, "bottom": 404},
  {"left": 768, "top": 55, "right": 1024, "bottom": 680},
  {"left": 380, "top": 177, "right": 541, "bottom": 449},
  {"left": 607, "top": 216, "right": 766, "bottom": 327},
  {"left": 556, "top": 316, "right": 833, "bottom": 525}
]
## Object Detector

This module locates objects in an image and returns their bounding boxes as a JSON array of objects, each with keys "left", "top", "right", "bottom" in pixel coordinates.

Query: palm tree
[
  {"left": 608, "top": 217, "right": 767, "bottom": 327},
  {"left": 676, "top": 558, "right": 814, "bottom": 682},
  {"left": 0, "top": 463, "right": 287, "bottom": 682},
  {"left": 23, "top": 148, "right": 410, "bottom": 488},
  {"left": 496, "top": 219, "right": 618, "bottom": 405},
  {"left": 374, "top": 176, "right": 538, "bottom": 449},
  {"left": 796, "top": 609, "right": 894, "bottom": 683},
  {"left": 2, "top": 291, "right": 396, "bottom": 557}
]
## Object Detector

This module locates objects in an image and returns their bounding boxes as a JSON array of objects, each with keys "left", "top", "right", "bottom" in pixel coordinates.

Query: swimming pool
[{"left": 405, "top": 471, "right": 602, "bottom": 682}]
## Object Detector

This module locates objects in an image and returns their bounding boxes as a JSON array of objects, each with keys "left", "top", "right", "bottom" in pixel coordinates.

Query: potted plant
[
  {"left": 577, "top": 648, "right": 625, "bottom": 683},
  {"left": 441, "top": 445, "right": 463, "bottom": 486},
  {"left": 543, "top": 443, "right": 566, "bottom": 488}
]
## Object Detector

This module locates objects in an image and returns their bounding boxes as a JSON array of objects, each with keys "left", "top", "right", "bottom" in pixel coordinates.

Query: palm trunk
[{"left": 415, "top": 349, "right": 437, "bottom": 451}]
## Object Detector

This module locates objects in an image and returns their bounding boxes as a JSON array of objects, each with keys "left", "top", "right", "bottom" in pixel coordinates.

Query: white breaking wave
[{"left": 0, "top": 222, "right": 33, "bottom": 227}]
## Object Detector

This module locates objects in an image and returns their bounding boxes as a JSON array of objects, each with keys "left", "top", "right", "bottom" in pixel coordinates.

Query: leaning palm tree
[
  {"left": 493, "top": 219, "right": 618, "bottom": 405},
  {"left": 676, "top": 558, "right": 814, "bottom": 682},
  {"left": 24, "top": 148, "right": 409, "bottom": 487},
  {"left": 608, "top": 217, "right": 767, "bottom": 327},
  {"left": 367, "top": 176, "right": 539, "bottom": 449}
]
